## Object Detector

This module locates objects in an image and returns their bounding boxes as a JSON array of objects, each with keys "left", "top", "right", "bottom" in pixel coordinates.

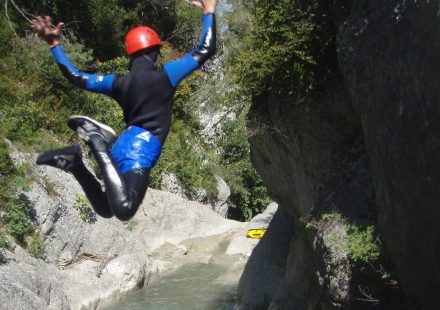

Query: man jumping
[{"left": 33, "top": 0, "right": 216, "bottom": 221}]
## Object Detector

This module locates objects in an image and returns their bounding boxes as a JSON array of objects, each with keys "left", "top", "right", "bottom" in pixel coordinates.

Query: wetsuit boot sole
[{"left": 68, "top": 115, "right": 117, "bottom": 145}]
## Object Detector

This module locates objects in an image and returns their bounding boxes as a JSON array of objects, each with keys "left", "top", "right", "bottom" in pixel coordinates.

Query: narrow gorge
[{"left": 1, "top": 1, "right": 440, "bottom": 309}]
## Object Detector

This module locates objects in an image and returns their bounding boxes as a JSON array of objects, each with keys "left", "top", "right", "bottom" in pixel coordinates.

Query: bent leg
[
  {"left": 88, "top": 136, "right": 149, "bottom": 221},
  {"left": 36, "top": 145, "right": 113, "bottom": 218},
  {"left": 117, "top": 168, "right": 150, "bottom": 220},
  {"left": 67, "top": 118, "right": 159, "bottom": 221},
  {"left": 70, "top": 163, "right": 114, "bottom": 218}
]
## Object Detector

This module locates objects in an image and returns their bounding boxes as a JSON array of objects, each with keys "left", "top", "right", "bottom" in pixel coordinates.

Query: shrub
[
  {"left": 27, "top": 231, "right": 45, "bottom": 258},
  {"left": 229, "top": 0, "right": 337, "bottom": 102},
  {"left": 11, "top": 0, "right": 177, "bottom": 60},
  {"left": 0, "top": 230, "right": 9, "bottom": 264},
  {"left": 172, "top": 0, "right": 202, "bottom": 51},
  {"left": 218, "top": 113, "right": 271, "bottom": 221},
  {"left": 73, "top": 194, "right": 96, "bottom": 222},
  {"left": 347, "top": 224, "right": 380, "bottom": 264},
  {"left": 321, "top": 213, "right": 342, "bottom": 221},
  {"left": 2, "top": 194, "right": 35, "bottom": 244},
  {"left": 151, "top": 120, "right": 218, "bottom": 201},
  {"left": 0, "top": 230, "right": 9, "bottom": 250},
  {"left": 41, "top": 175, "right": 59, "bottom": 197},
  {"left": 0, "top": 139, "right": 14, "bottom": 176}
]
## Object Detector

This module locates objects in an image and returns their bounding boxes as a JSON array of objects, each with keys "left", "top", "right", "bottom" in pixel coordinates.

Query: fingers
[
  {"left": 190, "top": 0, "right": 203, "bottom": 10},
  {"left": 30, "top": 15, "right": 63, "bottom": 46},
  {"left": 31, "top": 16, "right": 44, "bottom": 33},
  {"left": 189, "top": 0, "right": 216, "bottom": 13},
  {"left": 56, "top": 22, "right": 64, "bottom": 32},
  {"left": 31, "top": 16, "right": 64, "bottom": 32},
  {"left": 43, "top": 16, "right": 52, "bottom": 28}
]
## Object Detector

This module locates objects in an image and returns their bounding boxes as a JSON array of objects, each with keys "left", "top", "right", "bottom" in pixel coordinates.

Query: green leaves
[
  {"left": 347, "top": 224, "right": 380, "bottom": 264},
  {"left": 151, "top": 120, "right": 218, "bottom": 201},
  {"left": 218, "top": 112, "right": 271, "bottom": 221},
  {"left": 12, "top": 0, "right": 177, "bottom": 60},
  {"left": 229, "top": 0, "right": 336, "bottom": 102},
  {"left": 73, "top": 194, "right": 96, "bottom": 222},
  {"left": 2, "top": 194, "right": 35, "bottom": 244}
]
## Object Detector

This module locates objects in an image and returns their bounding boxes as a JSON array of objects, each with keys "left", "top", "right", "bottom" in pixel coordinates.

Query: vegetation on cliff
[{"left": 228, "top": 0, "right": 337, "bottom": 101}]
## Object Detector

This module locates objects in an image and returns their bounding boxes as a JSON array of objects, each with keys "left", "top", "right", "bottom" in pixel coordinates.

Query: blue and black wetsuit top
[{"left": 50, "top": 13, "right": 216, "bottom": 146}]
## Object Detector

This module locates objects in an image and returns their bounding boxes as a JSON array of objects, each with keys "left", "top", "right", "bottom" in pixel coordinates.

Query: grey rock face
[
  {"left": 242, "top": 71, "right": 360, "bottom": 308},
  {"left": 160, "top": 172, "right": 231, "bottom": 217},
  {"left": 239, "top": 1, "right": 440, "bottom": 309},
  {"left": 226, "top": 202, "right": 278, "bottom": 257},
  {"left": 0, "top": 246, "right": 69, "bottom": 310},
  {"left": 337, "top": 1, "right": 440, "bottom": 308},
  {"left": 236, "top": 206, "right": 295, "bottom": 310},
  {"left": 0, "top": 156, "right": 151, "bottom": 309},
  {"left": 212, "top": 176, "right": 230, "bottom": 217},
  {"left": 0, "top": 150, "right": 247, "bottom": 310},
  {"left": 160, "top": 172, "right": 188, "bottom": 199}
]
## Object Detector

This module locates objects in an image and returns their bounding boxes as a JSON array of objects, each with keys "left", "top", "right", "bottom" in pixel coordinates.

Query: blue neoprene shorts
[{"left": 111, "top": 126, "right": 162, "bottom": 174}]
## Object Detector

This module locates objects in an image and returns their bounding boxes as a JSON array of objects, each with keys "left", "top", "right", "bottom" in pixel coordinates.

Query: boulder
[{"left": 226, "top": 202, "right": 278, "bottom": 257}]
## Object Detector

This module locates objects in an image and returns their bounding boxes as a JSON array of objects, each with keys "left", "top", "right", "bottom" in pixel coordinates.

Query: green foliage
[
  {"left": 41, "top": 175, "right": 59, "bottom": 197},
  {"left": 172, "top": 70, "right": 204, "bottom": 129},
  {"left": 229, "top": 0, "right": 337, "bottom": 101},
  {"left": 126, "top": 219, "right": 139, "bottom": 232},
  {"left": 12, "top": 0, "right": 177, "bottom": 60},
  {"left": 0, "top": 28, "right": 91, "bottom": 148},
  {"left": 321, "top": 213, "right": 342, "bottom": 221},
  {"left": 172, "top": 0, "right": 202, "bottom": 51},
  {"left": 27, "top": 231, "right": 45, "bottom": 258},
  {"left": 0, "top": 230, "right": 9, "bottom": 264},
  {"left": 0, "top": 139, "right": 14, "bottom": 176},
  {"left": 73, "top": 194, "right": 95, "bottom": 222},
  {"left": 2, "top": 194, "right": 35, "bottom": 244},
  {"left": 98, "top": 56, "right": 130, "bottom": 75},
  {"left": 9, "top": 163, "right": 35, "bottom": 192},
  {"left": 218, "top": 113, "right": 271, "bottom": 221},
  {"left": 0, "top": 230, "right": 9, "bottom": 250},
  {"left": 347, "top": 224, "right": 380, "bottom": 264},
  {"left": 151, "top": 120, "right": 218, "bottom": 200},
  {"left": 318, "top": 213, "right": 380, "bottom": 264}
]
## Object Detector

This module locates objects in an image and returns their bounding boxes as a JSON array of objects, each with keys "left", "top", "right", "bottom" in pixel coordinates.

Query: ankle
[{"left": 88, "top": 135, "right": 110, "bottom": 153}]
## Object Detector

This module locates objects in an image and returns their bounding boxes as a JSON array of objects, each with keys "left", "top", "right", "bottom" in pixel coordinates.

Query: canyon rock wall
[{"left": 238, "top": 1, "right": 440, "bottom": 309}]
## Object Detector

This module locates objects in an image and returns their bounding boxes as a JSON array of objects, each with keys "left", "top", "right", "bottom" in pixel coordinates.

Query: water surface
[{"left": 104, "top": 263, "right": 237, "bottom": 310}]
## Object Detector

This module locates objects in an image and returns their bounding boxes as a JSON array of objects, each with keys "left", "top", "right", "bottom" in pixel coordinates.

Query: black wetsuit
[{"left": 50, "top": 13, "right": 216, "bottom": 220}]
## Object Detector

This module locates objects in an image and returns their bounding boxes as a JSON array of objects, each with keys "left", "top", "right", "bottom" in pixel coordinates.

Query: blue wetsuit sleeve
[
  {"left": 164, "top": 13, "right": 216, "bottom": 88},
  {"left": 51, "top": 45, "right": 115, "bottom": 96}
]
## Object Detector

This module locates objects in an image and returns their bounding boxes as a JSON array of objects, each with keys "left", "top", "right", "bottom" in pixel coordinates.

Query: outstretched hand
[
  {"left": 31, "top": 16, "right": 64, "bottom": 48},
  {"left": 190, "top": 0, "right": 216, "bottom": 14}
]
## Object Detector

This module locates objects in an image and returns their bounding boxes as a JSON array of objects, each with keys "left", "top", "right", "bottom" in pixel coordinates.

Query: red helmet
[{"left": 125, "top": 26, "right": 162, "bottom": 56}]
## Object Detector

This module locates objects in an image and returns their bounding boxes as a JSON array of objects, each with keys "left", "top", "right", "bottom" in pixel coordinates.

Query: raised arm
[
  {"left": 31, "top": 16, "right": 115, "bottom": 96},
  {"left": 164, "top": 0, "right": 217, "bottom": 88}
]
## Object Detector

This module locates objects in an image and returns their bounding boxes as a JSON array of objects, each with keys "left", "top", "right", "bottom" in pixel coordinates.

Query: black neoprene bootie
[
  {"left": 67, "top": 115, "right": 116, "bottom": 145},
  {"left": 36, "top": 144, "right": 82, "bottom": 171}
]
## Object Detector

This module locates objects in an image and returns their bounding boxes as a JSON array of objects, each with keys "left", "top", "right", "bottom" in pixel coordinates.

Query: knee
[
  {"left": 111, "top": 201, "right": 137, "bottom": 221},
  {"left": 91, "top": 205, "right": 114, "bottom": 219}
]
